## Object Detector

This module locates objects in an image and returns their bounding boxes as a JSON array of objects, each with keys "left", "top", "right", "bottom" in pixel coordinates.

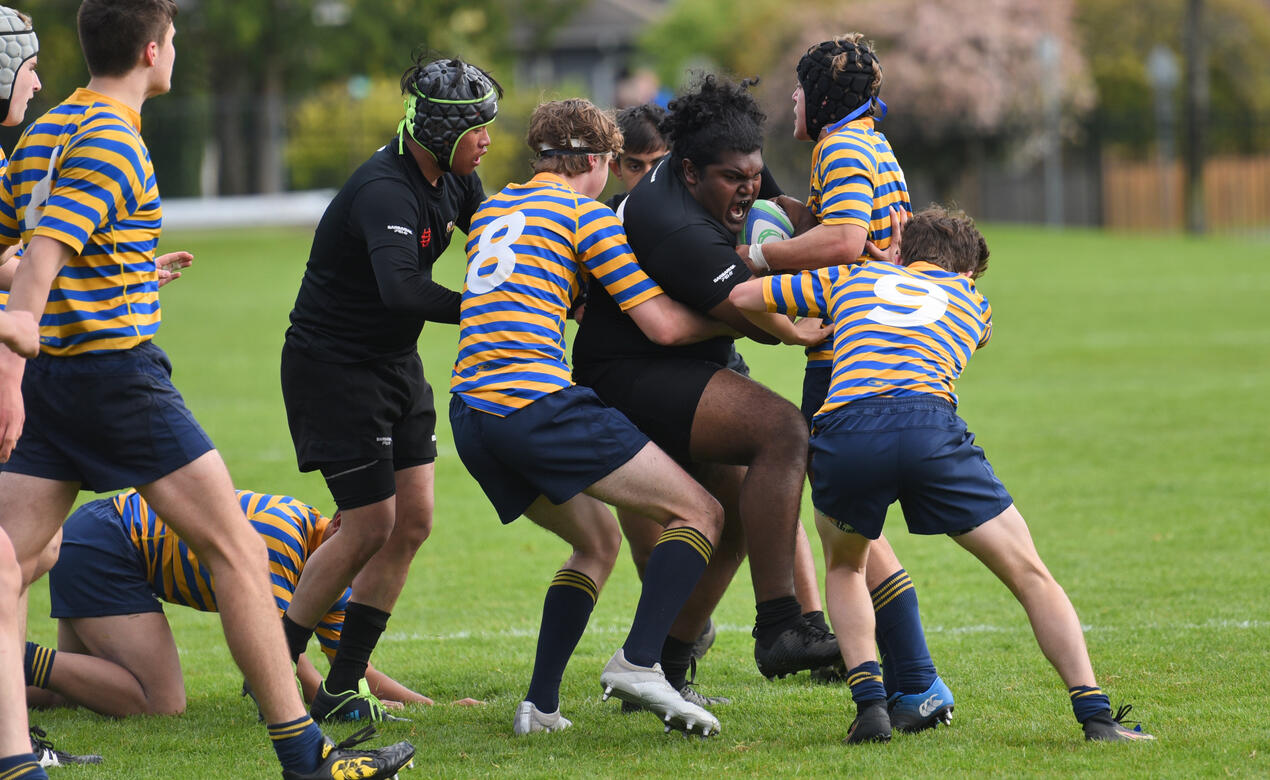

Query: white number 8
[
  {"left": 466, "top": 211, "right": 526, "bottom": 294},
  {"left": 865, "top": 276, "right": 949, "bottom": 327}
]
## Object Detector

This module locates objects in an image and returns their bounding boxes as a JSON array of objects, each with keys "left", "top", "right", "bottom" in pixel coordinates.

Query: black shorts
[
  {"left": 281, "top": 345, "right": 437, "bottom": 472},
  {"left": 573, "top": 357, "right": 725, "bottom": 463}
]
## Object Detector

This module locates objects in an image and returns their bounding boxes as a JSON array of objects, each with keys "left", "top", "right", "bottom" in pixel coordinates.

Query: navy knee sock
[
  {"left": 623, "top": 527, "right": 712, "bottom": 667},
  {"left": 525, "top": 569, "right": 598, "bottom": 713},
  {"left": 871, "top": 569, "right": 937, "bottom": 695}
]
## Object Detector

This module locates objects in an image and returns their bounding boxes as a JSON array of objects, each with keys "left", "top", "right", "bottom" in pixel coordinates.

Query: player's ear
[
  {"left": 681, "top": 158, "right": 699, "bottom": 185},
  {"left": 608, "top": 155, "right": 621, "bottom": 176}
]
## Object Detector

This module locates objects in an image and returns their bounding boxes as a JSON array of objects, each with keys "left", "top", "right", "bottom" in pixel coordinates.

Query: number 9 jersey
[
  {"left": 450, "top": 172, "right": 663, "bottom": 417},
  {"left": 761, "top": 260, "right": 993, "bottom": 419}
]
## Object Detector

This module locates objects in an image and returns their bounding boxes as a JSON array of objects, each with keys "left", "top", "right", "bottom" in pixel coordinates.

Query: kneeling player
[
  {"left": 24, "top": 489, "right": 429, "bottom": 718},
  {"left": 450, "top": 99, "right": 738, "bottom": 737},
  {"left": 729, "top": 206, "right": 1156, "bottom": 744}
]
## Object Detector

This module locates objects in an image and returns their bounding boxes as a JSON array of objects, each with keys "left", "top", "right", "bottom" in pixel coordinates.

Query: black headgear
[
  {"left": 0, "top": 6, "right": 38, "bottom": 121},
  {"left": 398, "top": 59, "right": 498, "bottom": 171},
  {"left": 797, "top": 38, "right": 881, "bottom": 138}
]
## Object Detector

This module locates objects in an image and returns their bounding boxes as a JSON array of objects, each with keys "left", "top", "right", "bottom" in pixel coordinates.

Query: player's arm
[
  {"left": 624, "top": 293, "right": 738, "bottom": 346},
  {"left": 740, "top": 221, "right": 868, "bottom": 274},
  {"left": 0, "top": 243, "right": 20, "bottom": 290},
  {"left": 365, "top": 663, "right": 434, "bottom": 706},
  {"left": 0, "top": 236, "right": 74, "bottom": 460},
  {"left": 355, "top": 180, "right": 462, "bottom": 323},
  {"left": 705, "top": 295, "right": 826, "bottom": 346}
]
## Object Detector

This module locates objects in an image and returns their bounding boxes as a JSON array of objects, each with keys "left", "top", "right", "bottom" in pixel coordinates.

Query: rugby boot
[
  {"left": 887, "top": 676, "right": 954, "bottom": 733},
  {"left": 844, "top": 700, "right": 892, "bottom": 744},
  {"left": 1083, "top": 704, "right": 1156, "bottom": 742},
  {"left": 281, "top": 726, "right": 415, "bottom": 780},
  {"left": 753, "top": 617, "right": 843, "bottom": 679},
  {"left": 690, "top": 619, "right": 716, "bottom": 661},
  {"left": 513, "top": 701, "right": 572, "bottom": 735},
  {"left": 600, "top": 649, "right": 720, "bottom": 736},
  {"left": 622, "top": 658, "right": 730, "bottom": 713},
  {"left": 30, "top": 726, "right": 103, "bottom": 768},
  {"left": 311, "top": 679, "right": 409, "bottom": 723}
]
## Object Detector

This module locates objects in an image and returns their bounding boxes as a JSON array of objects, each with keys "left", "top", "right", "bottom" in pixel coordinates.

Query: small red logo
[{"left": 419, "top": 228, "right": 432, "bottom": 248}]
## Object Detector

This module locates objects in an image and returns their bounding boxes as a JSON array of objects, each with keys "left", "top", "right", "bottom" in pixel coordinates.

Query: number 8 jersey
[
  {"left": 451, "top": 172, "right": 663, "bottom": 416},
  {"left": 761, "top": 261, "right": 993, "bottom": 418}
]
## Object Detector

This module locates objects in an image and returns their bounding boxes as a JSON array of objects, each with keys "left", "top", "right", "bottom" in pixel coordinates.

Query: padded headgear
[
  {"left": 797, "top": 37, "right": 880, "bottom": 138},
  {"left": 0, "top": 6, "right": 37, "bottom": 120},
  {"left": 399, "top": 59, "right": 498, "bottom": 172}
]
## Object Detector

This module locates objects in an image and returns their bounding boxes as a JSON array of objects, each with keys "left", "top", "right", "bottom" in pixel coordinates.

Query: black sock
[
  {"left": 660, "top": 635, "right": 695, "bottom": 690},
  {"left": 803, "top": 610, "right": 831, "bottom": 634},
  {"left": 325, "top": 602, "right": 390, "bottom": 694},
  {"left": 754, "top": 596, "right": 803, "bottom": 644},
  {"left": 282, "top": 614, "right": 315, "bottom": 664},
  {"left": 622, "top": 527, "right": 712, "bottom": 667},
  {"left": 525, "top": 569, "right": 597, "bottom": 714}
]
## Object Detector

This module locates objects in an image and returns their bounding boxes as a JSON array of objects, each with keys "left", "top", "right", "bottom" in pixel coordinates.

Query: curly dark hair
[{"left": 661, "top": 74, "right": 765, "bottom": 170}]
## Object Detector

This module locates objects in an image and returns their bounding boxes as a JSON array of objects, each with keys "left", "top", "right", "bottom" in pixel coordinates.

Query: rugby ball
[{"left": 739, "top": 199, "right": 794, "bottom": 246}]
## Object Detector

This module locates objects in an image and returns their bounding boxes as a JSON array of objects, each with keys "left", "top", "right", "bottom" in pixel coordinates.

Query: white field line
[{"left": 384, "top": 618, "right": 1269, "bottom": 643}]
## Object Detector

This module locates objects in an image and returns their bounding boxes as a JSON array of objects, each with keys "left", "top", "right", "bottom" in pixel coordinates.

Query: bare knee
[{"left": 394, "top": 507, "right": 433, "bottom": 551}]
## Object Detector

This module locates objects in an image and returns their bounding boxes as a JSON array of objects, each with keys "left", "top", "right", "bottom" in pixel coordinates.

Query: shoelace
[
  {"left": 1112, "top": 703, "right": 1146, "bottom": 733},
  {"left": 334, "top": 724, "right": 379, "bottom": 751},
  {"left": 28, "top": 726, "right": 55, "bottom": 754}
]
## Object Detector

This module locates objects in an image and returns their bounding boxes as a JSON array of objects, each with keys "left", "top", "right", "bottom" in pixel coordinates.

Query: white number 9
[
  {"left": 865, "top": 275, "right": 949, "bottom": 327},
  {"left": 466, "top": 211, "right": 526, "bottom": 294}
]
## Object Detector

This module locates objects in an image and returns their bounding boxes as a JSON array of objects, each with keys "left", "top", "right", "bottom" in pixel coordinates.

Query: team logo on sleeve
[
  {"left": 386, "top": 224, "right": 412, "bottom": 236},
  {"left": 420, "top": 228, "right": 432, "bottom": 248}
]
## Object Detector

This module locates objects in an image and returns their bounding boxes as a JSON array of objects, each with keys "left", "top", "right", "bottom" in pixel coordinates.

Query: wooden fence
[{"left": 1103, "top": 154, "right": 1270, "bottom": 232}]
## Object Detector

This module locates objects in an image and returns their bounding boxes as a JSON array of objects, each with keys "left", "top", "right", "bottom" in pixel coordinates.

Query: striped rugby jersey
[
  {"left": 804, "top": 117, "right": 911, "bottom": 367},
  {"left": 114, "top": 489, "right": 348, "bottom": 660},
  {"left": 451, "top": 172, "right": 663, "bottom": 416},
  {"left": 0, "top": 88, "right": 162, "bottom": 355},
  {"left": 762, "top": 260, "right": 992, "bottom": 418}
]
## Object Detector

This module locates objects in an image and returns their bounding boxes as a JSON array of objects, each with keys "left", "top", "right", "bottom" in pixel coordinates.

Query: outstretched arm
[{"left": 624, "top": 293, "right": 739, "bottom": 347}]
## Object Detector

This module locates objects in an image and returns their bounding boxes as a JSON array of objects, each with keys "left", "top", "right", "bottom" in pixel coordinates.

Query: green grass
[{"left": 23, "top": 224, "right": 1270, "bottom": 778}]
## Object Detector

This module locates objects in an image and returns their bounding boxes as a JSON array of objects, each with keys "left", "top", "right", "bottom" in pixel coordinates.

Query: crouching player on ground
[
  {"left": 450, "top": 99, "right": 739, "bottom": 737},
  {"left": 23, "top": 489, "right": 432, "bottom": 717},
  {"left": 728, "top": 206, "right": 1156, "bottom": 744}
]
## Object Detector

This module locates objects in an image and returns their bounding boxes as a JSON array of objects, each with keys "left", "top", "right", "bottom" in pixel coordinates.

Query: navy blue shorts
[
  {"left": 449, "top": 386, "right": 649, "bottom": 524},
  {"left": 4, "top": 342, "right": 215, "bottom": 492},
  {"left": 48, "top": 498, "right": 162, "bottom": 619},
  {"left": 801, "top": 364, "right": 831, "bottom": 429},
  {"left": 809, "top": 396, "right": 1013, "bottom": 540}
]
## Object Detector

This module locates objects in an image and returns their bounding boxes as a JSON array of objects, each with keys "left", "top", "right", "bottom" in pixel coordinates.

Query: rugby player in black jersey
[
  {"left": 572, "top": 75, "right": 839, "bottom": 687},
  {"left": 280, "top": 53, "right": 500, "bottom": 723}
]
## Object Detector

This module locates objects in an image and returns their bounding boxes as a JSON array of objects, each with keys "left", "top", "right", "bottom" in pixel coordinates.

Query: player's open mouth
[{"left": 729, "top": 199, "right": 752, "bottom": 222}]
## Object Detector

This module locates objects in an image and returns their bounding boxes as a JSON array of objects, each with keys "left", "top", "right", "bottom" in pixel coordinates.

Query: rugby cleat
[
  {"left": 512, "top": 700, "right": 572, "bottom": 735},
  {"left": 30, "top": 725, "right": 103, "bottom": 768},
  {"left": 600, "top": 649, "right": 720, "bottom": 736},
  {"left": 1083, "top": 704, "right": 1156, "bottom": 742},
  {"left": 311, "top": 679, "right": 409, "bottom": 723},
  {"left": 621, "top": 662, "right": 731, "bottom": 714},
  {"left": 844, "top": 700, "right": 892, "bottom": 744},
  {"left": 887, "top": 676, "right": 954, "bottom": 733},
  {"left": 690, "top": 619, "right": 717, "bottom": 662},
  {"left": 281, "top": 725, "right": 415, "bottom": 779},
  {"left": 753, "top": 617, "right": 843, "bottom": 679}
]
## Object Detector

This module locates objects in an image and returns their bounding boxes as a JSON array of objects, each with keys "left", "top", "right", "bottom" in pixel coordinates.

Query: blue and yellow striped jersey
[
  {"left": 0, "top": 88, "right": 162, "bottom": 356},
  {"left": 804, "top": 118, "right": 910, "bottom": 367},
  {"left": 762, "top": 260, "right": 992, "bottom": 418},
  {"left": 451, "top": 172, "right": 663, "bottom": 416},
  {"left": 114, "top": 489, "right": 348, "bottom": 660}
]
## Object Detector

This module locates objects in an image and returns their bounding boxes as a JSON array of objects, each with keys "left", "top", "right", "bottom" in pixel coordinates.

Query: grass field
[{"left": 22, "top": 224, "right": 1270, "bottom": 778}]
